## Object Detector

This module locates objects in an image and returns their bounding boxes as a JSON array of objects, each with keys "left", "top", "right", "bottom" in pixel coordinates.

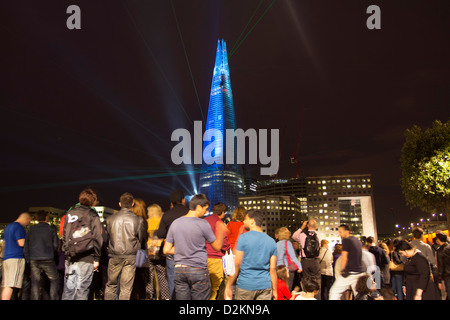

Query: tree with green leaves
[{"left": 400, "top": 119, "right": 450, "bottom": 230}]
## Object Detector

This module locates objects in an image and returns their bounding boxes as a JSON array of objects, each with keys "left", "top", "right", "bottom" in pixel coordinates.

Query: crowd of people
[{"left": 0, "top": 187, "right": 449, "bottom": 301}]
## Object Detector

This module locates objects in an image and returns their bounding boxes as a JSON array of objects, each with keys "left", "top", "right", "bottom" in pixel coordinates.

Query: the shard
[{"left": 198, "top": 39, "right": 244, "bottom": 213}]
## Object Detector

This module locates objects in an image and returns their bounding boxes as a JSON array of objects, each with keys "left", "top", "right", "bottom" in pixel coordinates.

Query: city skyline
[{"left": 1, "top": 1, "right": 449, "bottom": 235}]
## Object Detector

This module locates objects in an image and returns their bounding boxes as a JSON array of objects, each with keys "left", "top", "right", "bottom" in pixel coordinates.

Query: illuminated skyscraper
[{"left": 199, "top": 39, "right": 244, "bottom": 213}]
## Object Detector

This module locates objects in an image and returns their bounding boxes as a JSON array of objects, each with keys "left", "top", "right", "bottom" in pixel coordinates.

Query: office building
[{"left": 238, "top": 194, "right": 308, "bottom": 237}]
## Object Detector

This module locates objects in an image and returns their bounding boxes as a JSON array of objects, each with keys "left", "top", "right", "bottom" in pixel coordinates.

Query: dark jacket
[
  {"left": 24, "top": 222, "right": 59, "bottom": 261},
  {"left": 404, "top": 251, "right": 440, "bottom": 300},
  {"left": 369, "top": 245, "right": 389, "bottom": 269},
  {"left": 436, "top": 242, "right": 450, "bottom": 282},
  {"left": 63, "top": 204, "right": 104, "bottom": 263},
  {"left": 156, "top": 204, "right": 188, "bottom": 239},
  {"left": 106, "top": 208, "right": 145, "bottom": 259}
]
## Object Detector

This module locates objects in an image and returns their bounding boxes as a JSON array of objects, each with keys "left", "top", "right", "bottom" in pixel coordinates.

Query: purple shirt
[{"left": 166, "top": 216, "right": 216, "bottom": 269}]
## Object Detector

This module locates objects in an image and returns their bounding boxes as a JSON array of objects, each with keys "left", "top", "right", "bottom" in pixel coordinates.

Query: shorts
[
  {"left": 2, "top": 258, "right": 26, "bottom": 288},
  {"left": 235, "top": 286, "right": 272, "bottom": 300}
]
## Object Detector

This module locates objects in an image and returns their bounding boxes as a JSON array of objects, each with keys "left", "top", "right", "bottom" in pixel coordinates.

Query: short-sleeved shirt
[
  {"left": 342, "top": 236, "right": 364, "bottom": 273},
  {"left": 166, "top": 216, "right": 216, "bottom": 269},
  {"left": 236, "top": 230, "right": 277, "bottom": 291},
  {"left": 3, "top": 222, "right": 26, "bottom": 261},
  {"left": 227, "top": 220, "right": 244, "bottom": 249}
]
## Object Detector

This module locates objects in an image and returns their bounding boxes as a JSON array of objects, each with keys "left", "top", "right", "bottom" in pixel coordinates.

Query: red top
[
  {"left": 227, "top": 220, "right": 244, "bottom": 250},
  {"left": 277, "top": 279, "right": 292, "bottom": 300},
  {"left": 205, "top": 214, "right": 230, "bottom": 258}
]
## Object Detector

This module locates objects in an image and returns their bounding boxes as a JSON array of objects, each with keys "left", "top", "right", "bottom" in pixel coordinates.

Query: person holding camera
[{"left": 292, "top": 219, "right": 322, "bottom": 299}]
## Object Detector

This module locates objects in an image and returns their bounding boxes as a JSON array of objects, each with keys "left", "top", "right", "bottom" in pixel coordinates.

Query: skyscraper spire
[{"left": 198, "top": 39, "right": 244, "bottom": 213}]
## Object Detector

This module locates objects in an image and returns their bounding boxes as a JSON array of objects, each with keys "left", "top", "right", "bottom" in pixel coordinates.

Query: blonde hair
[
  {"left": 278, "top": 227, "right": 291, "bottom": 241},
  {"left": 131, "top": 198, "right": 147, "bottom": 219},
  {"left": 231, "top": 206, "right": 246, "bottom": 222},
  {"left": 380, "top": 242, "right": 390, "bottom": 255},
  {"left": 147, "top": 204, "right": 163, "bottom": 219},
  {"left": 147, "top": 204, "right": 163, "bottom": 238}
]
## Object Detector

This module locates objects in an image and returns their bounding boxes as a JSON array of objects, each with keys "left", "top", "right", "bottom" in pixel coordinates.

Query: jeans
[
  {"left": 30, "top": 260, "right": 60, "bottom": 300},
  {"left": 444, "top": 279, "right": 450, "bottom": 300},
  {"left": 104, "top": 257, "right": 136, "bottom": 300},
  {"left": 62, "top": 261, "right": 94, "bottom": 300},
  {"left": 321, "top": 275, "right": 334, "bottom": 300},
  {"left": 174, "top": 266, "right": 211, "bottom": 300},
  {"left": 391, "top": 273, "right": 404, "bottom": 300},
  {"left": 166, "top": 254, "right": 175, "bottom": 299}
]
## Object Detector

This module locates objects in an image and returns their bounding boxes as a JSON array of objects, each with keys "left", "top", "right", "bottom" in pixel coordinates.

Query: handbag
[
  {"left": 285, "top": 240, "right": 298, "bottom": 272},
  {"left": 136, "top": 249, "right": 148, "bottom": 268},
  {"left": 222, "top": 250, "right": 235, "bottom": 276},
  {"left": 389, "top": 253, "right": 404, "bottom": 271}
]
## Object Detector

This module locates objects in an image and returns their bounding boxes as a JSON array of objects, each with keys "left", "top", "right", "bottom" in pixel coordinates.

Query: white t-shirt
[{"left": 294, "top": 292, "right": 317, "bottom": 300}]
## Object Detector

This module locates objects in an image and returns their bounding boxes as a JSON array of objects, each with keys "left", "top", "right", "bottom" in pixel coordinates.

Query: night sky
[{"left": 1, "top": 0, "right": 449, "bottom": 234}]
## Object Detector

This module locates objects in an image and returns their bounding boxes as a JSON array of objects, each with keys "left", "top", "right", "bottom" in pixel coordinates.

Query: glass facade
[
  {"left": 306, "top": 174, "right": 376, "bottom": 243},
  {"left": 338, "top": 199, "right": 363, "bottom": 238},
  {"left": 199, "top": 39, "right": 244, "bottom": 212}
]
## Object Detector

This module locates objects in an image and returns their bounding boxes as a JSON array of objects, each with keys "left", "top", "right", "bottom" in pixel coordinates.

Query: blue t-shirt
[
  {"left": 166, "top": 216, "right": 216, "bottom": 269},
  {"left": 3, "top": 222, "right": 26, "bottom": 260},
  {"left": 236, "top": 230, "right": 277, "bottom": 291}
]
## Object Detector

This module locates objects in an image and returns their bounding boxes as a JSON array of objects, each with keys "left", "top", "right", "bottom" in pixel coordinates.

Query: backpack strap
[
  {"left": 319, "top": 249, "right": 328, "bottom": 264},
  {"left": 285, "top": 240, "right": 293, "bottom": 266}
]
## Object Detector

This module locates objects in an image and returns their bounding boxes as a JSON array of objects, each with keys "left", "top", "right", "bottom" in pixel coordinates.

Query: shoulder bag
[{"left": 285, "top": 240, "right": 298, "bottom": 272}]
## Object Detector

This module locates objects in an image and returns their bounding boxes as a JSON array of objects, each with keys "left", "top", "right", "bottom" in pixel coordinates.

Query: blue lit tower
[{"left": 199, "top": 39, "right": 244, "bottom": 213}]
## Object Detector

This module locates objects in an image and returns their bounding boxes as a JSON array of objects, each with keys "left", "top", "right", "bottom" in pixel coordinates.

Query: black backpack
[
  {"left": 63, "top": 207, "right": 95, "bottom": 259},
  {"left": 303, "top": 230, "right": 320, "bottom": 258}
]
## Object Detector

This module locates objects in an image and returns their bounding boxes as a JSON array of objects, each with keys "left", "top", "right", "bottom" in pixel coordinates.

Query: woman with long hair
[
  {"left": 276, "top": 265, "right": 295, "bottom": 300},
  {"left": 146, "top": 204, "right": 169, "bottom": 300},
  {"left": 227, "top": 206, "right": 246, "bottom": 251},
  {"left": 130, "top": 198, "right": 148, "bottom": 299},
  {"left": 276, "top": 227, "right": 302, "bottom": 291}
]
